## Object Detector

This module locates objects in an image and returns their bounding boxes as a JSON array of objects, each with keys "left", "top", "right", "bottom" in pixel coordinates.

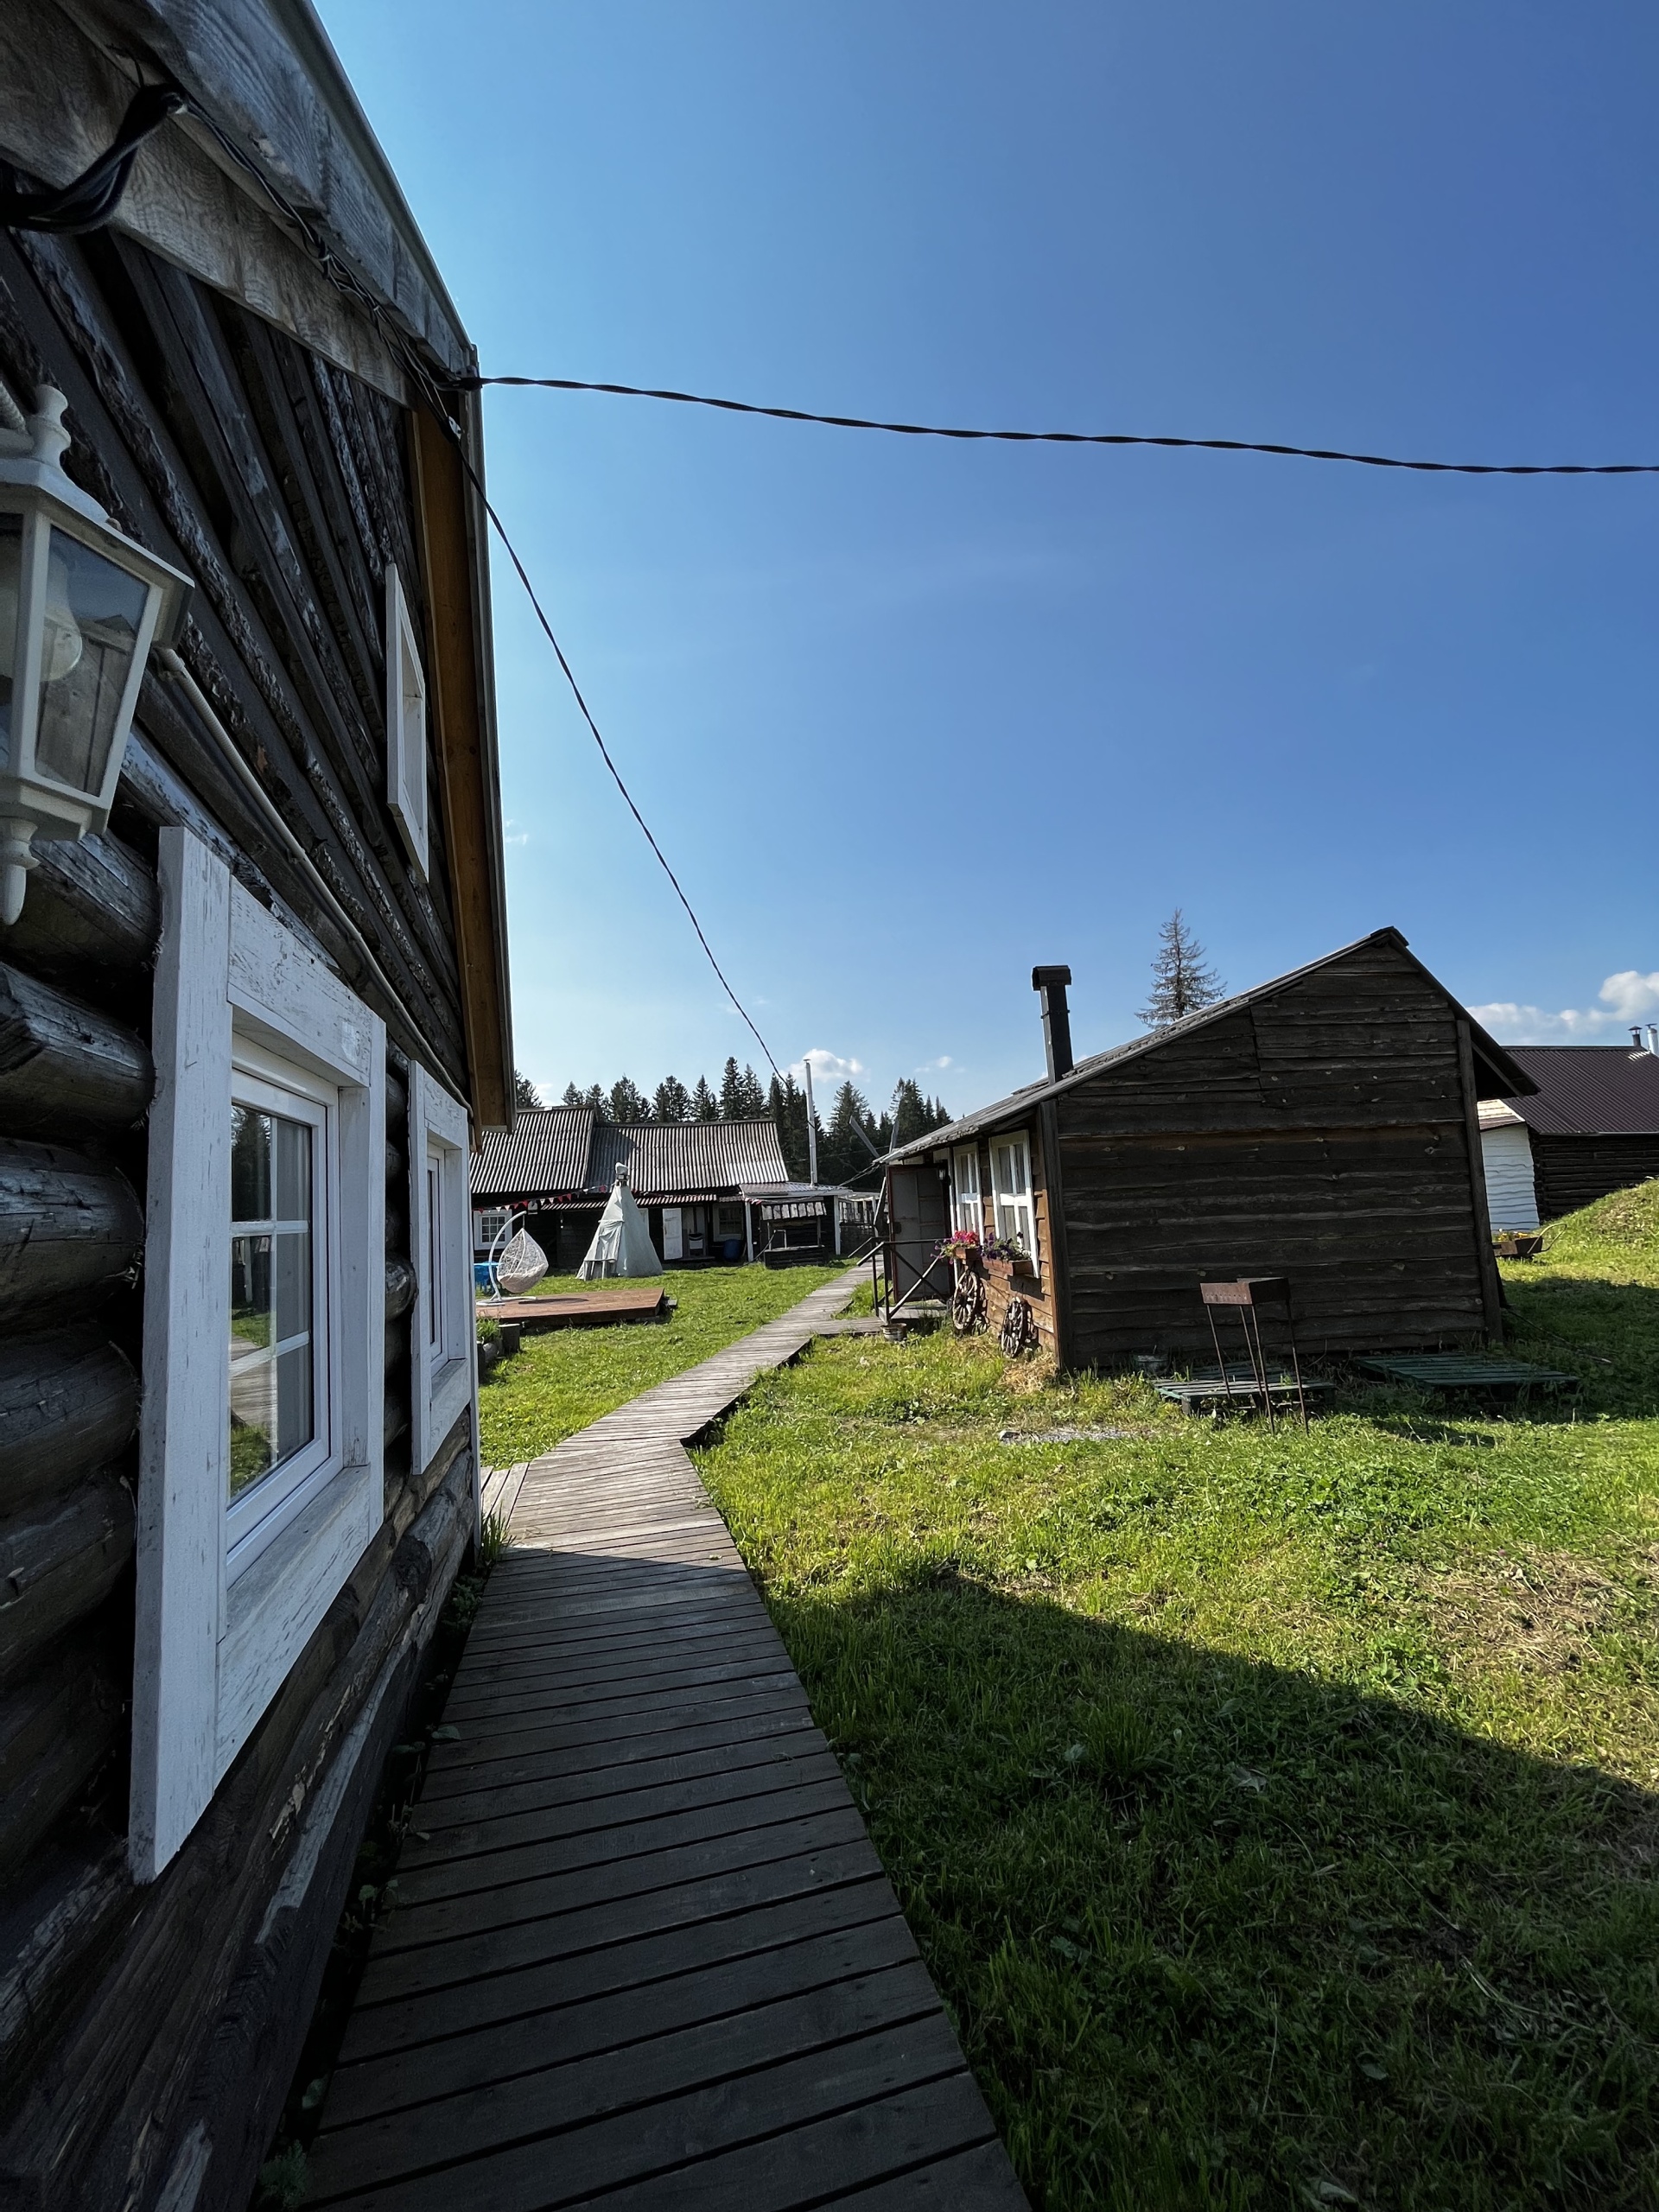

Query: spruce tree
[
  {"left": 1138, "top": 910, "right": 1225, "bottom": 1028},
  {"left": 514, "top": 1069, "right": 543, "bottom": 1110},
  {"left": 561, "top": 1082, "right": 583, "bottom": 1107},
  {"left": 652, "top": 1075, "right": 690, "bottom": 1123},
  {"left": 583, "top": 1083, "right": 605, "bottom": 1114},
  {"left": 718, "top": 1058, "right": 766, "bottom": 1119},
  {"left": 690, "top": 1074, "right": 720, "bottom": 1121},
  {"left": 607, "top": 1076, "right": 649, "bottom": 1123},
  {"left": 767, "top": 1071, "right": 814, "bottom": 1181}
]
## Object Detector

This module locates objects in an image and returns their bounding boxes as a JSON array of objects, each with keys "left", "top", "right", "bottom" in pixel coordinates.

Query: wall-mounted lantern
[{"left": 0, "top": 385, "right": 191, "bottom": 923}]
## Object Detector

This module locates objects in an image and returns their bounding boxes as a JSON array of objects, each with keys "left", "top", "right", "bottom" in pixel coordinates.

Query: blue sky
[{"left": 318, "top": 1, "right": 1659, "bottom": 1113}]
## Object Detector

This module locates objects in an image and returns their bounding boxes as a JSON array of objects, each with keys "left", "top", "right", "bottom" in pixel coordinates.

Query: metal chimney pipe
[
  {"left": 1634, "top": 1028, "right": 1646, "bottom": 1049},
  {"left": 1032, "top": 965, "right": 1074, "bottom": 1081},
  {"left": 1649, "top": 1025, "right": 1659, "bottom": 1055}
]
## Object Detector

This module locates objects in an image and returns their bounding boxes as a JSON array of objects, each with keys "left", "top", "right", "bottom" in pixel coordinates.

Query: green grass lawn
[
  {"left": 696, "top": 1185, "right": 1659, "bottom": 2212},
  {"left": 476, "top": 1262, "right": 848, "bottom": 1466}
]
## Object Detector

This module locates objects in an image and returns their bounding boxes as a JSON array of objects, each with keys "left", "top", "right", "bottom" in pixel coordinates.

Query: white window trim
[
  {"left": 385, "top": 562, "right": 429, "bottom": 879},
  {"left": 990, "top": 1132, "right": 1038, "bottom": 1263},
  {"left": 952, "top": 1144, "right": 982, "bottom": 1235},
  {"left": 410, "top": 1062, "right": 477, "bottom": 1479},
  {"left": 132, "top": 827, "right": 385, "bottom": 1882}
]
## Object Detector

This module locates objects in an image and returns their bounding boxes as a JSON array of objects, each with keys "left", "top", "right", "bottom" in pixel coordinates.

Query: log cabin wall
[
  {"left": 1054, "top": 937, "right": 1497, "bottom": 1363},
  {"left": 1529, "top": 1133, "right": 1659, "bottom": 1223},
  {"left": 0, "top": 205, "right": 480, "bottom": 2209}
]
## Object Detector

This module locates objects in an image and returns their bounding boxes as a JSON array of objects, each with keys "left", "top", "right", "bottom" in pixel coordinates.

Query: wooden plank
[
  {"left": 323, "top": 1918, "right": 924, "bottom": 2136},
  {"left": 308, "top": 2012, "right": 969, "bottom": 2210},
  {"left": 340, "top": 1874, "right": 900, "bottom": 2064}
]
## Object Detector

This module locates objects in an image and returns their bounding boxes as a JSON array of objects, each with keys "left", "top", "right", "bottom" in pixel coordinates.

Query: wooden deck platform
[
  {"left": 482, "top": 1284, "right": 671, "bottom": 1332},
  {"left": 306, "top": 1275, "right": 1027, "bottom": 2209}
]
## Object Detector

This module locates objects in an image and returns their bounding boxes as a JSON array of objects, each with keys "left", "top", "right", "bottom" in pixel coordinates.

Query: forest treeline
[{"left": 517, "top": 1058, "right": 951, "bottom": 1186}]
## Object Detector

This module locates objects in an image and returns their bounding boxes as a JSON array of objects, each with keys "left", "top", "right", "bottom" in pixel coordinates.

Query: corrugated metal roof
[
  {"left": 472, "top": 1108, "right": 594, "bottom": 1198},
  {"left": 587, "top": 1119, "right": 789, "bottom": 1202},
  {"left": 887, "top": 928, "right": 1535, "bottom": 1164},
  {"left": 1502, "top": 1046, "right": 1659, "bottom": 1137},
  {"left": 1478, "top": 1098, "right": 1527, "bottom": 1129}
]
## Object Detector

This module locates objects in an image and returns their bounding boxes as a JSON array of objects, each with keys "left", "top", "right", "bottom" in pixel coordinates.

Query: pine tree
[
  {"left": 690, "top": 1074, "right": 720, "bottom": 1121},
  {"left": 607, "top": 1075, "right": 649, "bottom": 1123},
  {"left": 1138, "top": 910, "right": 1224, "bottom": 1028},
  {"left": 767, "top": 1071, "right": 815, "bottom": 1182},
  {"left": 819, "top": 1081, "right": 884, "bottom": 1186},
  {"left": 718, "top": 1058, "right": 766, "bottom": 1119},
  {"left": 561, "top": 1081, "right": 583, "bottom": 1107},
  {"left": 583, "top": 1083, "right": 605, "bottom": 1113},
  {"left": 514, "top": 1069, "right": 543, "bottom": 1110},
  {"left": 652, "top": 1075, "right": 690, "bottom": 1123}
]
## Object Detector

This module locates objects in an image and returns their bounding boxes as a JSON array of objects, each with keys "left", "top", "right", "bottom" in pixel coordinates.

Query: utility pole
[{"left": 801, "top": 1057, "right": 819, "bottom": 1185}]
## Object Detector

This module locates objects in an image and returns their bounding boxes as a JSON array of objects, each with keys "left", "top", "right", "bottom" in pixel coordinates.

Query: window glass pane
[
  {"left": 272, "top": 1225, "right": 310, "bottom": 1341},
  {"left": 228, "top": 1102, "right": 315, "bottom": 1503},
  {"left": 232, "top": 1107, "right": 273, "bottom": 1222},
  {"left": 33, "top": 528, "right": 149, "bottom": 795},
  {"left": 426, "top": 1158, "right": 443, "bottom": 1352}
]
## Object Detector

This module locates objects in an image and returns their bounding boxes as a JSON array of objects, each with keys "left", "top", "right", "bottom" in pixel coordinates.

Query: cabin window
[
  {"left": 132, "top": 828, "right": 386, "bottom": 1881},
  {"left": 385, "top": 563, "right": 429, "bottom": 878},
  {"left": 952, "top": 1144, "right": 982, "bottom": 1234},
  {"left": 226, "top": 1050, "right": 335, "bottom": 1566},
  {"left": 990, "top": 1134, "right": 1037, "bottom": 1262},
  {"left": 474, "top": 1205, "right": 509, "bottom": 1256},
  {"left": 410, "top": 1063, "right": 476, "bottom": 1473}
]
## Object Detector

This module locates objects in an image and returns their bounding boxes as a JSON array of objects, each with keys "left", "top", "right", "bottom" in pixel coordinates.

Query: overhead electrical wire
[{"left": 463, "top": 375, "right": 1659, "bottom": 478}]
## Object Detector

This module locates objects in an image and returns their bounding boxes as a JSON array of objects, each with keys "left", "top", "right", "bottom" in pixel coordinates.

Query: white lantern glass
[{"left": 34, "top": 525, "right": 151, "bottom": 796}]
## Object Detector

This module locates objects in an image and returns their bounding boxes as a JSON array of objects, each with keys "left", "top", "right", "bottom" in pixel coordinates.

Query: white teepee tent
[{"left": 577, "top": 1168, "right": 664, "bottom": 1280}]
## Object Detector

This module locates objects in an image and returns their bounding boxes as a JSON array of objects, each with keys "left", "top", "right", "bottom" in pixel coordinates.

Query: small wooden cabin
[
  {"left": 885, "top": 931, "right": 1534, "bottom": 1366},
  {"left": 0, "top": 10, "right": 511, "bottom": 2207},
  {"left": 1480, "top": 1044, "right": 1659, "bottom": 1227}
]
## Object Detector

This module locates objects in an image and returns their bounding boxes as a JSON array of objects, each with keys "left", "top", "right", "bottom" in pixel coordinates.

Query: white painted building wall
[{"left": 1480, "top": 1119, "right": 1540, "bottom": 1230}]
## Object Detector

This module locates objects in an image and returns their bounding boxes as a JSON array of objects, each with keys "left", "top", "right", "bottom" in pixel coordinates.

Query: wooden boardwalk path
[{"left": 305, "top": 1275, "right": 1027, "bottom": 2209}]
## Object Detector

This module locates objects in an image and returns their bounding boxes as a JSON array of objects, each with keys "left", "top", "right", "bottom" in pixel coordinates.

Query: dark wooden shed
[
  {"left": 887, "top": 930, "right": 1534, "bottom": 1367},
  {"left": 0, "top": 10, "right": 512, "bottom": 2207}
]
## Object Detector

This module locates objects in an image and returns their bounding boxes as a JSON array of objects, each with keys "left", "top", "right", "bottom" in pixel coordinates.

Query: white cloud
[
  {"left": 801, "top": 1048, "right": 866, "bottom": 1083},
  {"left": 1471, "top": 968, "right": 1659, "bottom": 1045},
  {"left": 914, "top": 1055, "right": 955, "bottom": 1072}
]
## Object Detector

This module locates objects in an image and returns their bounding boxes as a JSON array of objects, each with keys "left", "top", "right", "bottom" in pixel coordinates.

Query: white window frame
[
  {"left": 990, "top": 1132, "right": 1038, "bottom": 1263},
  {"left": 410, "top": 1063, "right": 476, "bottom": 1477},
  {"left": 474, "top": 1205, "right": 509, "bottom": 1257},
  {"left": 385, "top": 563, "right": 429, "bottom": 878},
  {"left": 952, "top": 1144, "right": 982, "bottom": 1235},
  {"left": 132, "top": 827, "right": 385, "bottom": 1882}
]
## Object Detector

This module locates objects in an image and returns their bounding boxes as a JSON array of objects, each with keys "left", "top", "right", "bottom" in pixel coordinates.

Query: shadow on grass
[
  {"left": 1501, "top": 1273, "right": 1659, "bottom": 1421},
  {"left": 771, "top": 1568, "right": 1659, "bottom": 2212}
]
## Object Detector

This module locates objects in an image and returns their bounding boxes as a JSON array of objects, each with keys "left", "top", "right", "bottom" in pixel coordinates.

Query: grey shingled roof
[
  {"left": 472, "top": 1108, "right": 594, "bottom": 1200},
  {"left": 587, "top": 1120, "right": 788, "bottom": 1203},
  {"left": 886, "top": 928, "right": 1535, "bottom": 1164},
  {"left": 1502, "top": 1046, "right": 1659, "bottom": 1137}
]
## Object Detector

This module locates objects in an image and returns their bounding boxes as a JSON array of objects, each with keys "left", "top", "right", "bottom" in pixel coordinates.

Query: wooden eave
[{"left": 410, "top": 394, "right": 513, "bottom": 1129}]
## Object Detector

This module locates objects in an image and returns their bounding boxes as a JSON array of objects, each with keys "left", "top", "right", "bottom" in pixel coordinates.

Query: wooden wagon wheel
[
  {"left": 951, "top": 1265, "right": 987, "bottom": 1336},
  {"left": 1000, "top": 1294, "right": 1033, "bottom": 1357}
]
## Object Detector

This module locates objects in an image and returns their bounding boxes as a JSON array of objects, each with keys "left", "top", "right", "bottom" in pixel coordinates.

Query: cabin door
[{"left": 887, "top": 1165, "right": 950, "bottom": 1308}]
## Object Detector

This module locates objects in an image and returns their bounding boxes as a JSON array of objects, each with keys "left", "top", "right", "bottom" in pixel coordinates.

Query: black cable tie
[{"left": 0, "top": 86, "right": 186, "bottom": 236}]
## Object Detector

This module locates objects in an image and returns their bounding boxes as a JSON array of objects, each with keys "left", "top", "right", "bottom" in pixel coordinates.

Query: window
[
  {"left": 474, "top": 1205, "right": 509, "bottom": 1257},
  {"left": 385, "top": 563, "right": 428, "bottom": 877},
  {"left": 952, "top": 1144, "right": 982, "bottom": 1235},
  {"left": 410, "top": 1064, "right": 475, "bottom": 1476},
  {"left": 132, "top": 827, "right": 385, "bottom": 1881},
  {"left": 990, "top": 1133, "right": 1038, "bottom": 1263}
]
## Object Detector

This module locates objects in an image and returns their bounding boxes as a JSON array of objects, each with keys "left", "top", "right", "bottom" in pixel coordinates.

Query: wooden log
[
  {"left": 0, "top": 827, "right": 159, "bottom": 978},
  {"left": 0, "top": 963, "right": 153, "bottom": 1139},
  {"left": 0, "top": 1327, "right": 138, "bottom": 1513},
  {"left": 0, "top": 1474, "right": 134, "bottom": 1688},
  {"left": 0, "top": 1141, "right": 143, "bottom": 1329},
  {"left": 0, "top": 1834, "right": 130, "bottom": 2093},
  {"left": 0, "top": 1631, "right": 124, "bottom": 1887}
]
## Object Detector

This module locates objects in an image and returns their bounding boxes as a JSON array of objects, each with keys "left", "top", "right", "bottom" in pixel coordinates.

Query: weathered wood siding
[
  {"left": 1056, "top": 938, "right": 1496, "bottom": 1360},
  {"left": 1529, "top": 1133, "right": 1659, "bottom": 1223},
  {"left": 957, "top": 1129, "right": 1062, "bottom": 1357},
  {"left": 0, "top": 207, "right": 477, "bottom": 2211}
]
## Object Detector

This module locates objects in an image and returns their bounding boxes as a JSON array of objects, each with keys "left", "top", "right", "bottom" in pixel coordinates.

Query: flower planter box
[{"left": 985, "top": 1255, "right": 1036, "bottom": 1284}]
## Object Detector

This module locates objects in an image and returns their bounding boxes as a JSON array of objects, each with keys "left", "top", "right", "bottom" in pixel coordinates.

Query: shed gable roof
[
  {"left": 473, "top": 1108, "right": 594, "bottom": 1199},
  {"left": 1502, "top": 1046, "right": 1659, "bottom": 1137},
  {"left": 588, "top": 1120, "right": 788, "bottom": 1202},
  {"left": 887, "top": 928, "right": 1535, "bottom": 1160}
]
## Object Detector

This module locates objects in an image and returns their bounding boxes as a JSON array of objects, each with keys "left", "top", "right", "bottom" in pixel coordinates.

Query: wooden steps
[{"left": 306, "top": 1274, "right": 1027, "bottom": 2209}]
